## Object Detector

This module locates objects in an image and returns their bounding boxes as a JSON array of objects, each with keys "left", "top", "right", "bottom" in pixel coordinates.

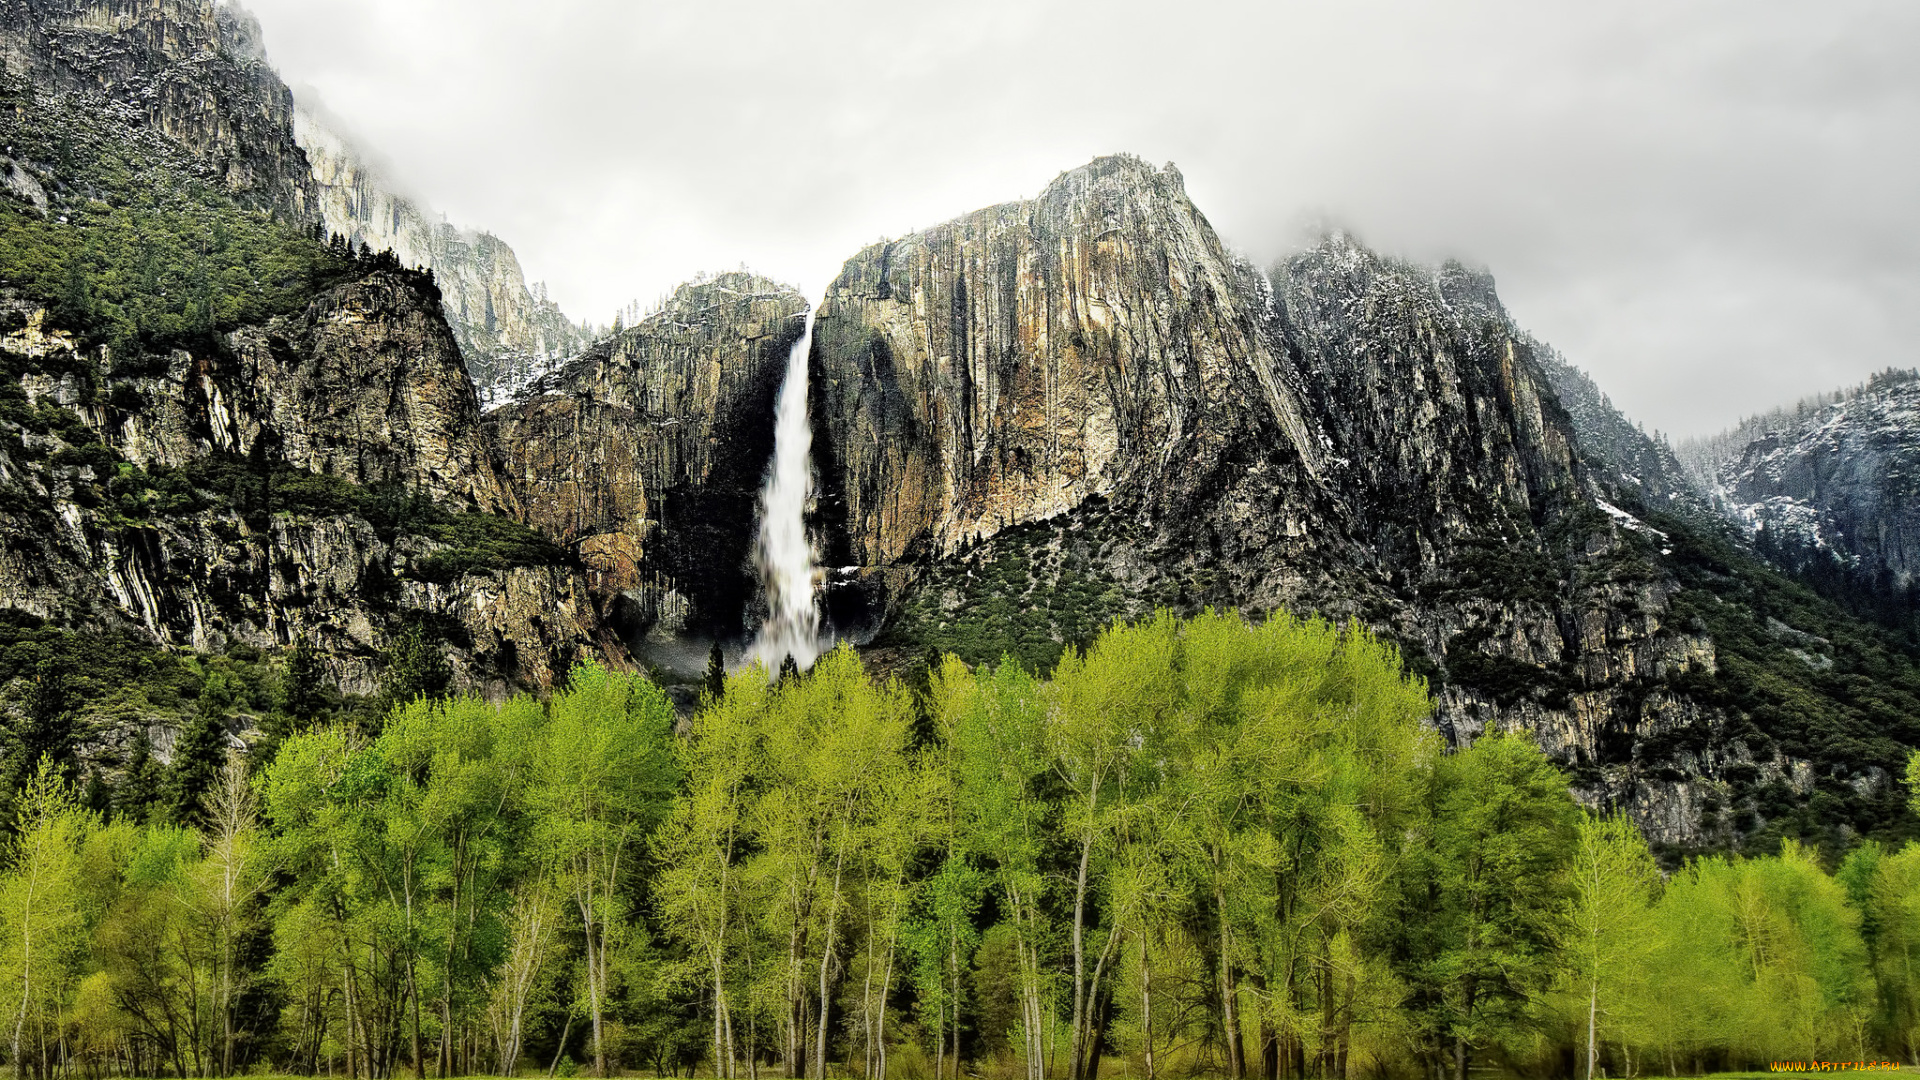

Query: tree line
[{"left": 1, "top": 610, "right": 1913, "bottom": 1080}]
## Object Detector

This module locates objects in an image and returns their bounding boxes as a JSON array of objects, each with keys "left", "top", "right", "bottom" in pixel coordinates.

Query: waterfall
[{"left": 749, "top": 300, "right": 825, "bottom": 671}]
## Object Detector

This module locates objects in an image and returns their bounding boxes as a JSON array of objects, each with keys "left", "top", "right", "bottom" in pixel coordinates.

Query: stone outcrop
[
  {"left": 0, "top": 0, "right": 618, "bottom": 697},
  {"left": 488, "top": 273, "right": 804, "bottom": 645},
  {"left": 813, "top": 158, "right": 1597, "bottom": 625},
  {"left": 296, "top": 101, "right": 593, "bottom": 406},
  {"left": 814, "top": 157, "right": 1320, "bottom": 568},
  {"left": 116, "top": 271, "right": 516, "bottom": 510},
  {"left": 0, "top": 0, "right": 313, "bottom": 218}
]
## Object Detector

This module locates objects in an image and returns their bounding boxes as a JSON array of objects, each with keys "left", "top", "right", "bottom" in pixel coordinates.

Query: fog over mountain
[{"left": 240, "top": 0, "right": 1917, "bottom": 438}]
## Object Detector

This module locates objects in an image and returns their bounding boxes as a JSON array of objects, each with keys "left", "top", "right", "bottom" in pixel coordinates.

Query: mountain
[
  {"left": 0, "top": 0, "right": 614, "bottom": 702},
  {"left": 1, "top": 0, "right": 1916, "bottom": 855},
  {"left": 809, "top": 156, "right": 1919, "bottom": 853},
  {"left": 0, "top": 0, "right": 312, "bottom": 219},
  {"left": 1678, "top": 370, "right": 1920, "bottom": 631},
  {"left": 294, "top": 100, "right": 595, "bottom": 407},
  {"left": 1535, "top": 347, "right": 1702, "bottom": 512}
]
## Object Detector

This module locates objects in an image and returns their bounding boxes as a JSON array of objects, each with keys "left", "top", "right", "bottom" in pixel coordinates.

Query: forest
[{"left": 0, "top": 610, "right": 1911, "bottom": 1080}]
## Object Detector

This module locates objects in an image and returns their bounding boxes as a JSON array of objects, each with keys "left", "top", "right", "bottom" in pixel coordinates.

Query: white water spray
[{"left": 749, "top": 301, "right": 825, "bottom": 671}]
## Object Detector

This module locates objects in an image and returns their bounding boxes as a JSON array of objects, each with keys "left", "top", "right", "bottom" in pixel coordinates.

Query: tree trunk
[
  {"left": 1070, "top": 824, "right": 1095, "bottom": 1080},
  {"left": 713, "top": 960, "right": 731, "bottom": 1080},
  {"left": 1216, "top": 892, "right": 1243, "bottom": 1080},
  {"left": 786, "top": 905, "right": 808, "bottom": 1080},
  {"left": 409, "top": 959, "right": 426, "bottom": 1080},
  {"left": 1453, "top": 1038, "right": 1468, "bottom": 1080},
  {"left": 1586, "top": 976, "right": 1599, "bottom": 1080},
  {"left": 577, "top": 895, "right": 606, "bottom": 1078},
  {"left": 814, "top": 848, "right": 847, "bottom": 1080},
  {"left": 1336, "top": 970, "right": 1355, "bottom": 1080},
  {"left": 878, "top": 944, "right": 897, "bottom": 1080},
  {"left": 950, "top": 929, "right": 964, "bottom": 1080},
  {"left": 1010, "top": 888, "right": 1046, "bottom": 1080},
  {"left": 547, "top": 1009, "right": 573, "bottom": 1078},
  {"left": 343, "top": 961, "right": 359, "bottom": 1080},
  {"left": 934, "top": 1000, "right": 946, "bottom": 1080},
  {"left": 1086, "top": 989, "right": 1108, "bottom": 1080},
  {"left": 11, "top": 917, "right": 30, "bottom": 1080},
  {"left": 1241, "top": 968, "right": 1275, "bottom": 1080},
  {"left": 1141, "top": 935, "right": 1155, "bottom": 1080}
]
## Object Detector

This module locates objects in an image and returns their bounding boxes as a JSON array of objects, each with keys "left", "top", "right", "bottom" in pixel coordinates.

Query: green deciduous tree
[
  {"left": 1049, "top": 613, "right": 1178, "bottom": 1080},
  {"left": 1, "top": 759, "right": 93, "bottom": 1080},
  {"left": 531, "top": 662, "right": 680, "bottom": 1077},
  {"left": 1849, "top": 842, "right": 1920, "bottom": 1061},
  {"left": 1649, "top": 841, "right": 1873, "bottom": 1067},
  {"left": 1559, "top": 813, "right": 1662, "bottom": 1080},
  {"left": 656, "top": 664, "right": 769, "bottom": 1079},
  {"left": 1394, "top": 732, "right": 1580, "bottom": 1080},
  {"left": 938, "top": 655, "right": 1055, "bottom": 1080},
  {"left": 746, "top": 645, "right": 914, "bottom": 1080}
]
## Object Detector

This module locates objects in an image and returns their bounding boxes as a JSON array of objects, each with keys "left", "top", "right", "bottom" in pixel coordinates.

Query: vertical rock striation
[{"left": 814, "top": 157, "right": 1320, "bottom": 569}]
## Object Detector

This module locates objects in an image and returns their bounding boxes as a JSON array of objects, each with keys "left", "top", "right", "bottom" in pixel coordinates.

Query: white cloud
[{"left": 243, "top": 0, "right": 1920, "bottom": 436}]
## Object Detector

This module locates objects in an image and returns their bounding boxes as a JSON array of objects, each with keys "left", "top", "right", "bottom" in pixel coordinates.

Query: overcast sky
[{"left": 240, "top": 0, "right": 1918, "bottom": 439}]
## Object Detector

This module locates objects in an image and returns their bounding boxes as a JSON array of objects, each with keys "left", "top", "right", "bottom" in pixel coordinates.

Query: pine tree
[
  {"left": 4, "top": 657, "right": 77, "bottom": 808},
  {"left": 284, "top": 633, "right": 326, "bottom": 722},
  {"left": 380, "top": 622, "right": 451, "bottom": 713},
  {"left": 703, "top": 642, "right": 726, "bottom": 703},
  {"left": 165, "top": 706, "right": 229, "bottom": 829},
  {"left": 80, "top": 770, "right": 109, "bottom": 818},
  {"left": 116, "top": 727, "right": 161, "bottom": 825}
]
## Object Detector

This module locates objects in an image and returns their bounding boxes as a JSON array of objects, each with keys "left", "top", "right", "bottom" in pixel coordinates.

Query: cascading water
[{"left": 749, "top": 301, "right": 825, "bottom": 671}]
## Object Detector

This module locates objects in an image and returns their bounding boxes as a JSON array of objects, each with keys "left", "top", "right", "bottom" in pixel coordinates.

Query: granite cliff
[
  {"left": 1680, "top": 370, "right": 1920, "bottom": 628},
  {"left": 0, "top": 0, "right": 312, "bottom": 218},
  {"left": 0, "top": 0, "right": 614, "bottom": 697},
  {"left": 487, "top": 273, "right": 804, "bottom": 652},
  {"left": 0, "top": 269, "right": 606, "bottom": 696}
]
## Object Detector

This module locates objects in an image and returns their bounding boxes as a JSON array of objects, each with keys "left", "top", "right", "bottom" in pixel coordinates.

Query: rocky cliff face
[
  {"left": 295, "top": 102, "right": 593, "bottom": 406},
  {"left": 814, "top": 158, "right": 1321, "bottom": 570},
  {"left": 1680, "top": 371, "right": 1920, "bottom": 615},
  {"left": 815, "top": 158, "right": 1598, "bottom": 630},
  {"left": 119, "top": 271, "right": 516, "bottom": 509},
  {"left": 0, "top": 0, "right": 312, "bottom": 218},
  {"left": 0, "top": 0, "right": 624, "bottom": 697},
  {"left": 488, "top": 273, "right": 803, "bottom": 649},
  {"left": 1536, "top": 349, "right": 1702, "bottom": 512},
  {"left": 812, "top": 155, "right": 1908, "bottom": 851},
  {"left": 0, "top": 271, "right": 609, "bottom": 695}
]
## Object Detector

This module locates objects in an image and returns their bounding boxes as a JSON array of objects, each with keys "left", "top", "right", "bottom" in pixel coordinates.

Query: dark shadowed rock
[{"left": 488, "top": 273, "right": 805, "bottom": 646}]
